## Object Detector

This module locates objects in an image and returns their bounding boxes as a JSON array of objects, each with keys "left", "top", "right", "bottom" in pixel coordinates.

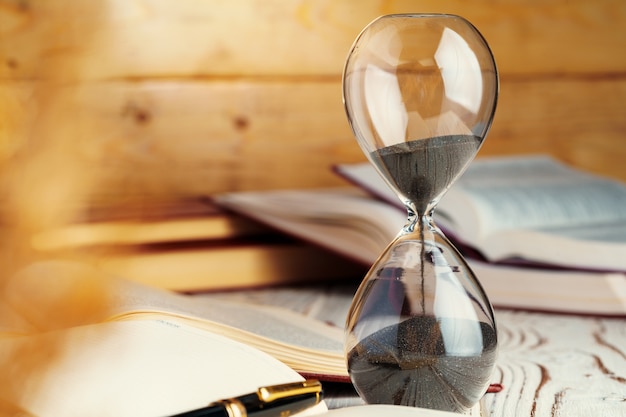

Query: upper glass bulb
[{"left": 343, "top": 14, "right": 498, "bottom": 215}]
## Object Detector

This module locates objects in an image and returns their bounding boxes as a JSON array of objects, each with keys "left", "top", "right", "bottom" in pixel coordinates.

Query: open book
[
  {"left": 214, "top": 175, "right": 626, "bottom": 316},
  {"left": 3, "top": 261, "right": 347, "bottom": 380},
  {"left": 2, "top": 320, "right": 327, "bottom": 417},
  {"left": 335, "top": 155, "right": 626, "bottom": 273},
  {"left": 1, "top": 261, "right": 479, "bottom": 417}
]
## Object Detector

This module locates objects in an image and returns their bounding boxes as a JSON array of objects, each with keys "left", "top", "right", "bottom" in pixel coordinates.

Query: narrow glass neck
[
  {"left": 403, "top": 197, "right": 439, "bottom": 220},
  {"left": 403, "top": 207, "right": 437, "bottom": 237}
]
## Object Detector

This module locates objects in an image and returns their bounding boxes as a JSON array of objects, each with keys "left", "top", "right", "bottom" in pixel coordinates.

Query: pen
[{"left": 167, "top": 379, "right": 323, "bottom": 417}]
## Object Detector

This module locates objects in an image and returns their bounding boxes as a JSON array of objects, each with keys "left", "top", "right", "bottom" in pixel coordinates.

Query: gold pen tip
[{"left": 258, "top": 380, "right": 322, "bottom": 403}]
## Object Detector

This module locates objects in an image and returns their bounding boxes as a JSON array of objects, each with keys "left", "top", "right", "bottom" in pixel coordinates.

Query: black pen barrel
[
  {"left": 165, "top": 380, "right": 322, "bottom": 417},
  {"left": 167, "top": 403, "right": 229, "bottom": 417},
  {"left": 244, "top": 392, "right": 321, "bottom": 417}
]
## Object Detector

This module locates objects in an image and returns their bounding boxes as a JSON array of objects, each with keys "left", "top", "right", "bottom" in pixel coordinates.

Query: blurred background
[
  {"left": 2, "top": 0, "right": 625, "bottom": 202},
  {"left": 1, "top": 0, "right": 625, "bottom": 290},
  {"left": 0, "top": 0, "right": 625, "bottom": 411},
  {"left": 2, "top": 0, "right": 626, "bottom": 308}
]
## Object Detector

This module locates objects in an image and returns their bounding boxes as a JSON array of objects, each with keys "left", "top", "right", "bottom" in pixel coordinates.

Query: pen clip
[{"left": 257, "top": 380, "right": 322, "bottom": 403}]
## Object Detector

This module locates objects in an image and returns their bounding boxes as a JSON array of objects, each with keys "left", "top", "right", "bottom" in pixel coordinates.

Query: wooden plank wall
[{"left": 1, "top": 0, "right": 625, "bottom": 209}]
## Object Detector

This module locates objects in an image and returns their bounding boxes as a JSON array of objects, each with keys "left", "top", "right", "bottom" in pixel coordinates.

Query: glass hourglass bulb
[{"left": 342, "top": 14, "right": 499, "bottom": 413}]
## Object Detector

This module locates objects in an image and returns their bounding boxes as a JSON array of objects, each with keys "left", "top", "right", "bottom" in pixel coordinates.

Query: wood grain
[
  {"left": 199, "top": 285, "right": 626, "bottom": 416},
  {"left": 0, "top": 0, "right": 624, "bottom": 205},
  {"left": 1, "top": 0, "right": 625, "bottom": 79},
  {"left": 485, "top": 310, "right": 626, "bottom": 416},
  {"left": 1, "top": 77, "right": 623, "bottom": 202}
]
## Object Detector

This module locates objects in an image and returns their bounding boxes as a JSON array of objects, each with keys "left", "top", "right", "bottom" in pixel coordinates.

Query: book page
[
  {"left": 440, "top": 155, "right": 626, "bottom": 236},
  {"left": 335, "top": 156, "right": 626, "bottom": 270},
  {"left": 480, "top": 225, "right": 626, "bottom": 271},
  {"left": 107, "top": 278, "right": 344, "bottom": 354},
  {"left": 336, "top": 155, "right": 626, "bottom": 237},
  {"left": 215, "top": 189, "right": 403, "bottom": 265},
  {"left": 3, "top": 319, "right": 326, "bottom": 417},
  {"left": 456, "top": 181, "right": 626, "bottom": 236},
  {"left": 197, "top": 283, "right": 358, "bottom": 328},
  {"left": 469, "top": 261, "right": 626, "bottom": 315},
  {"left": 113, "top": 279, "right": 347, "bottom": 376},
  {"left": 6, "top": 261, "right": 346, "bottom": 376},
  {"left": 540, "top": 219, "right": 626, "bottom": 244}
]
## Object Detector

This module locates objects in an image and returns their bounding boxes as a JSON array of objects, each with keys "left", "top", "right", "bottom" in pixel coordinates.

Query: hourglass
[{"left": 343, "top": 14, "right": 499, "bottom": 413}]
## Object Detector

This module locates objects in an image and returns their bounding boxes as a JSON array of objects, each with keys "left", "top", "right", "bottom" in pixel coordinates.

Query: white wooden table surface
[
  {"left": 202, "top": 285, "right": 626, "bottom": 416},
  {"left": 483, "top": 310, "right": 625, "bottom": 417}
]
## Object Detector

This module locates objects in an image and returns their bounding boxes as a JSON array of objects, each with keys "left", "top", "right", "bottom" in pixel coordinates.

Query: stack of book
[
  {"left": 30, "top": 155, "right": 626, "bottom": 316},
  {"left": 215, "top": 155, "right": 626, "bottom": 317},
  {"left": 31, "top": 196, "right": 365, "bottom": 291}
]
